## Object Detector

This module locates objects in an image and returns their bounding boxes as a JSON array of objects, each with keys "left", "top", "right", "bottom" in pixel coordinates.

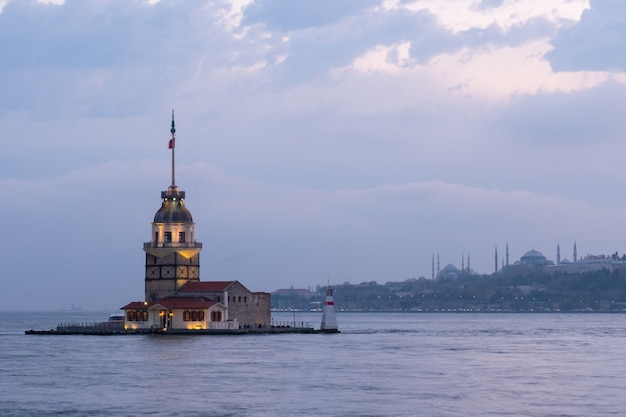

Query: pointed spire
[
  {"left": 557, "top": 243, "right": 561, "bottom": 265},
  {"left": 506, "top": 242, "right": 509, "bottom": 267},
  {"left": 432, "top": 254, "right": 435, "bottom": 280},
  {"left": 573, "top": 241, "right": 578, "bottom": 262},
  {"left": 169, "top": 110, "right": 176, "bottom": 187},
  {"left": 437, "top": 253, "right": 440, "bottom": 275},
  {"left": 495, "top": 245, "right": 498, "bottom": 273}
]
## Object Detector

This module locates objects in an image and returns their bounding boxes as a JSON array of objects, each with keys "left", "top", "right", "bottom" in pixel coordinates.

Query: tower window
[
  {"left": 164, "top": 232, "right": 172, "bottom": 243},
  {"left": 179, "top": 232, "right": 186, "bottom": 243}
]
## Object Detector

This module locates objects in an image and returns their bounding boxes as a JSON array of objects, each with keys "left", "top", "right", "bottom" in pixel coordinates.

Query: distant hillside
[{"left": 272, "top": 269, "right": 626, "bottom": 312}]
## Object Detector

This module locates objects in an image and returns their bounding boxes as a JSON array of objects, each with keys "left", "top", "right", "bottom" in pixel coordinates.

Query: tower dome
[{"left": 153, "top": 186, "right": 193, "bottom": 224}]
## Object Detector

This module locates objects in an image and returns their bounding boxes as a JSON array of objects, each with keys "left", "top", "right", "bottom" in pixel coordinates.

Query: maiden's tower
[
  {"left": 26, "top": 113, "right": 322, "bottom": 335},
  {"left": 121, "top": 112, "right": 272, "bottom": 332},
  {"left": 143, "top": 112, "right": 202, "bottom": 302}
]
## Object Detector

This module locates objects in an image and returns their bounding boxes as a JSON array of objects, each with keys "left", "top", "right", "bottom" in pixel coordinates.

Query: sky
[{"left": 2, "top": 0, "right": 626, "bottom": 311}]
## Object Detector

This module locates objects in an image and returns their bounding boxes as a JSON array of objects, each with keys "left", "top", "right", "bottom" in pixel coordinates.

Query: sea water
[{"left": 1, "top": 311, "right": 625, "bottom": 417}]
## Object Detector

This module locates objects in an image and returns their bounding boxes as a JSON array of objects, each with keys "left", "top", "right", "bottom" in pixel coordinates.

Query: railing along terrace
[
  {"left": 143, "top": 242, "right": 203, "bottom": 250},
  {"left": 162, "top": 190, "right": 186, "bottom": 198},
  {"left": 271, "top": 321, "right": 313, "bottom": 329}
]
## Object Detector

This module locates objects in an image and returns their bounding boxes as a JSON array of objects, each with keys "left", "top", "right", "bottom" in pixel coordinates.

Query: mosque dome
[
  {"left": 520, "top": 249, "right": 547, "bottom": 265},
  {"left": 153, "top": 198, "right": 193, "bottom": 223},
  {"left": 437, "top": 264, "right": 460, "bottom": 280}
]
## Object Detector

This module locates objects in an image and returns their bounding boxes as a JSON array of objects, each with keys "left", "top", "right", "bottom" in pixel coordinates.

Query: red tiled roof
[
  {"left": 122, "top": 298, "right": 221, "bottom": 310},
  {"left": 150, "top": 297, "right": 218, "bottom": 310},
  {"left": 177, "top": 281, "right": 235, "bottom": 293},
  {"left": 121, "top": 301, "right": 148, "bottom": 310}
]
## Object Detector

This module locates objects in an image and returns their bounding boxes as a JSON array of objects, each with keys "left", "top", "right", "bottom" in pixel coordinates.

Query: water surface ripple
[{"left": 1, "top": 312, "right": 624, "bottom": 417}]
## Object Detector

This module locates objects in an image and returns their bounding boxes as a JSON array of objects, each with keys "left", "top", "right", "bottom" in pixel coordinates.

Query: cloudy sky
[{"left": 2, "top": 0, "right": 626, "bottom": 311}]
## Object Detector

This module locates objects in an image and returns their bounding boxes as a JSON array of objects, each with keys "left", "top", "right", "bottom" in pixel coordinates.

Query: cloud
[
  {"left": 0, "top": 0, "right": 267, "bottom": 118},
  {"left": 384, "top": 0, "right": 589, "bottom": 33},
  {"left": 3, "top": 0, "right": 626, "bottom": 310},
  {"left": 242, "top": 0, "right": 379, "bottom": 31},
  {"left": 2, "top": 152, "right": 625, "bottom": 310},
  {"left": 548, "top": 0, "right": 626, "bottom": 72}
]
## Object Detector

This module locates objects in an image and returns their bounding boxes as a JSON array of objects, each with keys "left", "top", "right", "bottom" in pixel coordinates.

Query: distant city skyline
[
  {"left": 431, "top": 240, "right": 626, "bottom": 280},
  {"left": 4, "top": 1, "right": 626, "bottom": 310}
]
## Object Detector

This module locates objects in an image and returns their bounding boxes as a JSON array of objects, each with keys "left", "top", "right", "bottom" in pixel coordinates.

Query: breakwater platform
[{"left": 25, "top": 320, "right": 321, "bottom": 336}]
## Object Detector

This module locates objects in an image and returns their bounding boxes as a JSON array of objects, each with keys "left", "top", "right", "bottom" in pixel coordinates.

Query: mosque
[
  {"left": 433, "top": 242, "right": 626, "bottom": 279},
  {"left": 121, "top": 113, "right": 271, "bottom": 332},
  {"left": 499, "top": 242, "right": 626, "bottom": 275}
]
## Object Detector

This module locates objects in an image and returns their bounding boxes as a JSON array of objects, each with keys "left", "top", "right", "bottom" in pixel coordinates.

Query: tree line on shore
[{"left": 271, "top": 268, "right": 626, "bottom": 312}]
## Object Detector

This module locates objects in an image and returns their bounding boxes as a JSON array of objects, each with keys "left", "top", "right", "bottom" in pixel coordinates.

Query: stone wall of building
[
  {"left": 224, "top": 282, "right": 271, "bottom": 328},
  {"left": 145, "top": 252, "right": 200, "bottom": 301},
  {"left": 251, "top": 292, "right": 271, "bottom": 327}
]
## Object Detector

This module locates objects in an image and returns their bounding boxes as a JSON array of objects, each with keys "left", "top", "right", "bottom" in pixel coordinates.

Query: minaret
[
  {"left": 437, "top": 253, "right": 440, "bottom": 276},
  {"left": 573, "top": 241, "right": 578, "bottom": 262},
  {"left": 495, "top": 246, "right": 498, "bottom": 273},
  {"left": 143, "top": 111, "right": 203, "bottom": 302},
  {"left": 557, "top": 243, "right": 561, "bottom": 265},
  {"left": 320, "top": 285, "right": 339, "bottom": 333},
  {"left": 431, "top": 254, "right": 435, "bottom": 280},
  {"left": 462, "top": 254, "right": 465, "bottom": 272},
  {"left": 505, "top": 242, "right": 509, "bottom": 267},
  {"left": 467, "top": 253, "right": 470, "bottom": 274}
]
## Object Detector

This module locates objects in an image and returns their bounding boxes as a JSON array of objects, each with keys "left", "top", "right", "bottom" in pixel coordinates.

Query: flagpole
[{"left": 170, "top": 110, "right": 176, "bottom": 187}]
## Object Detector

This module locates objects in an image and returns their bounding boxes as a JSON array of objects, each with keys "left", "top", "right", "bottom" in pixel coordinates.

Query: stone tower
[{"left": 143, "top": 111, "right": 202, "bottom": 302}]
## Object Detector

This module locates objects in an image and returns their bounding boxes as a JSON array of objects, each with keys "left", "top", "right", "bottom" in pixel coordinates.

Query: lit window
[{"left": 164, "top": 232, "right": 172, "bottom": 243}]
